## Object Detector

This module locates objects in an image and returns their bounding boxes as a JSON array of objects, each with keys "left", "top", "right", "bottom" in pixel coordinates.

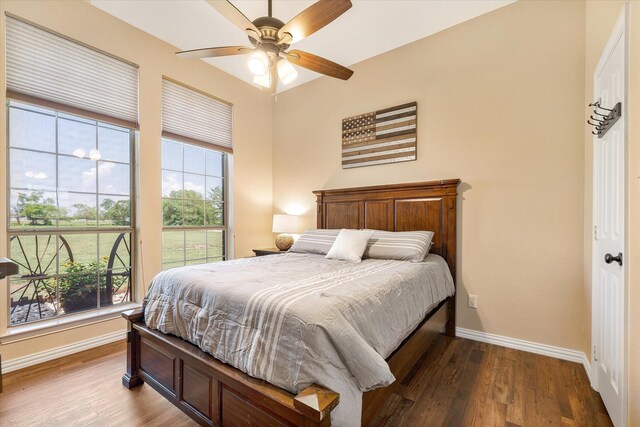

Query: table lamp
[{"left": 272, "top": 214, "right": 298, "bottom": 251}]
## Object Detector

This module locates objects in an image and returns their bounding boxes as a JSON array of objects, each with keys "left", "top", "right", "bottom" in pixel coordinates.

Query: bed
[{"left": 122, "top": 179, "right": 460, "bottom": 426}]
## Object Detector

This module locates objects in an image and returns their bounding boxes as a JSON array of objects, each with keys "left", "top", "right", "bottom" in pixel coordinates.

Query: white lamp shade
[
  {"left": 277, "top": 59, "right": 298, "bottom": 85},
  {"left": 248, "top": 50, "right": 269, "bottom": 76},
  {"left": 272, "top": 214, "right": 298, "bottom": 233}
]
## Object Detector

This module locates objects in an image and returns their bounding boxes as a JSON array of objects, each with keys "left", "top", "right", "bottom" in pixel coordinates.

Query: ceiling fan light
[
  {"left": 277, "top": 59, "right": 298, "bottom": 85},
  {"left": 248, "top": 50, "right": 269, "bottom": 76},
  {"left": 253, "top": 73, "right": 271, "bottom": 88}
]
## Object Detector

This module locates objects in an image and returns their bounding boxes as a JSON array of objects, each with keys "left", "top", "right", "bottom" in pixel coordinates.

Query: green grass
[
  {"left": 162, "top": 229, "right": 225, "bottom": 269},
  {"left": 9, "top": 218, "right": 127, "bottom": 229}
]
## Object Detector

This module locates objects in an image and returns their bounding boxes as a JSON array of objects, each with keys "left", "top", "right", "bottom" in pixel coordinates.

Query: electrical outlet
[{"left": 468, "top": 294, "right": 478, "bottom": 309}]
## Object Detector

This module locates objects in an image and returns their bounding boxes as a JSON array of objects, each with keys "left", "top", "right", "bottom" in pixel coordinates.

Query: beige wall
[
  {"left": 273, "top": 0, "right": 587, "bottom": 350},
  {"left": 1, "top": 1, "right": 637, "bottom": 418},
  {"left": 0, "top": 0, "right": 273, "bottom": 362}
]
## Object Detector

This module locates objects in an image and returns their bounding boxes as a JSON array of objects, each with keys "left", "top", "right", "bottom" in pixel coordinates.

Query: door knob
[{"left": 604, "top": 252, "right": 623, "bottom": 266}]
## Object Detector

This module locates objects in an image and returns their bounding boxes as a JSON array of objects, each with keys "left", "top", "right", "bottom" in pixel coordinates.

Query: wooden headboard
[{"left": 313, "top": 179, "right": 460, "bottom": 279}]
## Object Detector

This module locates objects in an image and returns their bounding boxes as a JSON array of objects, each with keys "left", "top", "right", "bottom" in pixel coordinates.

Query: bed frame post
[
  {"left": 122, "top": 308, "right": 144, "bottom": 389},
  {"left": 446, "top": 297, "right": 456, "bottom": 337},
  {"left": 445, "top": 191, "right": 457, "bottom": 338},
  {"left": 316, "top": 193, "right": 324, "bottom": 228},
  {"left": 294, "top": 385, "right": 339, "bottom": 427}
]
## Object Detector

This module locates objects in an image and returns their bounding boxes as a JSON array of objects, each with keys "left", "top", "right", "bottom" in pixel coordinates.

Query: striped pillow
[
  {"left": 289, "top": 229, "right": 342, "bottom": 255},
  {"left": 363, "top": 230, "right": 434, "bottom": 262}
]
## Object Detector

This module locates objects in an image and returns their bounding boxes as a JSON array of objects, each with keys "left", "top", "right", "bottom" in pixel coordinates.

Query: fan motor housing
[
  {"left": 250, "top": 16, "right": 290, "bottom": 49},
  {"left": 253, "top": 16, "right": 284, "bottom": 30}
]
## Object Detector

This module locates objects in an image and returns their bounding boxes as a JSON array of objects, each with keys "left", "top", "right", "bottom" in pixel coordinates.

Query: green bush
[{"left": 59, "top": 257, "right": 113, "bottom": 313}]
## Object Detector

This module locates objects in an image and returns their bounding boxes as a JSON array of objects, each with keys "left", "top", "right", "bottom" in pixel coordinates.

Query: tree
[
  {"left": 15, "top": 192, "right": 58, "bottom": 225},
  {"left": 100, "top": 199, "right": 130, "bottom": 226},
  {"left": 72, "top": 203, "right": 96, "bottom": 224},
  {"left": 208, "top": 186, "right": 223, "bottom": 203},
  {"left": 162, "top": 190, "right": 205, "bottom": 226},
  {"left": 206, "top": 186, "right": 224, "bottom": 226},
  {"left": 160, "top": 188, "right": 224, "bottom": 227},
  {"left": 12, "top": 194, "right": 27, "bottom": 225},
  {"left": 100, "top": 198, "right": 115, "bottom": 212},
  {"left": 162, "top": 198, "right": 183, "bottom": 226}
]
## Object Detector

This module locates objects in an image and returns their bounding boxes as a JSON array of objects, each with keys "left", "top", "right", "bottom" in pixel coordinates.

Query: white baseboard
[
  {"left": 456, "top": 327, "right": 592, "bottom": 382},
  {"left": 2, "top": 330, "right": 126, "bottom": 373}
]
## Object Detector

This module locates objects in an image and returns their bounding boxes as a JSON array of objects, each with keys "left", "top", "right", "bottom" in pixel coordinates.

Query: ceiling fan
[{"left": 176, "top": 0, "right": 354, "bottom": 93}]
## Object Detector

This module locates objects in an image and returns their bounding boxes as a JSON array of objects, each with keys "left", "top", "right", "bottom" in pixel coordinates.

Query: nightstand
[
  {"left": 253, "top": 248, "right": 287, "bottom": 256},
  {"left": 0, "top": 258, "right": 18, "bottom": 393}
]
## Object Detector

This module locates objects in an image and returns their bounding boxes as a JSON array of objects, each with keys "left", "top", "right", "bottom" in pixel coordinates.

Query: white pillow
[{"left": 325, "top": 229, "right": 375, "bottom": 262}]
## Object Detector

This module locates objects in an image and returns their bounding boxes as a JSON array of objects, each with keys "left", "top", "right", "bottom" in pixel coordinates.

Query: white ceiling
[{"left": 91, "top": 0, "right": 515, "bottom": 93}]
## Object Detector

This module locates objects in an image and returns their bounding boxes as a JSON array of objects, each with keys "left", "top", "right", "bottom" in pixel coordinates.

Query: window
[
  {"left": 162, "top": 139, "right": 227, "bottom": 269},
  {"left": 160, "top": 78, "right": 232, "bottom": 269},
  {"left": 5, "top": 16, "right": 139, "bottom": 326},
  {"left": 7, "top": 102, "right": 135, "bottom": 325}
]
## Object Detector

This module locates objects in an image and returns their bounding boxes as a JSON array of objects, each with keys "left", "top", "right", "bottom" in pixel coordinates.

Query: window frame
[
  {"left": 161, "top": 137, "right": 230, "bottom": 269},
  {"left": 5, "top": 100, "right": 137, "bottom": 328}
]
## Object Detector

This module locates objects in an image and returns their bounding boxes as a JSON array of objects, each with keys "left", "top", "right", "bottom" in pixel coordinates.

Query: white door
[{"left": 592, "top": 8, "right": 627, "bottom": 427}]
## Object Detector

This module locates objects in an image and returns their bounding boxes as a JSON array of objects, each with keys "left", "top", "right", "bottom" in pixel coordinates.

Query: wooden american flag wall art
[{"left": 341, "top": 101, "right": 417, "bottom": 168}]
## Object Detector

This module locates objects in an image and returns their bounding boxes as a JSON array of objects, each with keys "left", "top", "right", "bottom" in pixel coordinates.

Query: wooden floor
[{"left": 0, "top": 335, "right": 611, "bottom": 427}]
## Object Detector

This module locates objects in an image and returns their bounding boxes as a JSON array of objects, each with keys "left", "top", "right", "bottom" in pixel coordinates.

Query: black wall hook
[
  {"left": 589, "top": 115, "right": 608, "bottom": 124},
  {"left": 596, "top": 104, "right": 615, "bottom": 113},
  {"left": 587, "top": 101, "right": 622, "bottom": 138}
]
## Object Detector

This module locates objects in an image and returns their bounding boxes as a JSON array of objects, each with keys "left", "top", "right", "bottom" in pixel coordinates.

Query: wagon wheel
[
  {"left": 105, "top": 233, "right": 131, "bottom": 306},
  {"left": 9, "top": 234, "right": 74, "bottom": 323}
]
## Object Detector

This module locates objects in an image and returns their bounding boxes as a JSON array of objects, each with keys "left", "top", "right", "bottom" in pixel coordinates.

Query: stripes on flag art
[{"left": 342, "top": 101, "right": 417, "bottom": 169}]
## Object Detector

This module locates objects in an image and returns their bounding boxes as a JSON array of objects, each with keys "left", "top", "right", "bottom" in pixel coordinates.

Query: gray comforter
[{"left": 144, "top": 253, "right": 454, "bottom": 426}]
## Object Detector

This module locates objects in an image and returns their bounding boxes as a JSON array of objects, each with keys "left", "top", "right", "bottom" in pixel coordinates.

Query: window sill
[{"left": 0, "top": 302, "right": 141, "bottom": 344}]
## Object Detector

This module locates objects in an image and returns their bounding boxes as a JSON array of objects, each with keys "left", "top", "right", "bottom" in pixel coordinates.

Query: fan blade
[
  {"left": 176, "top": 46, "right": 253, "bottom": 59},
  {"left": 206, "top": 0, "right": 261, "bottom": 41},
  {"left": 277, "top": 0, "right": 352, "bottom": 45},
  {"left": 286, "top": 50, "right": 353, "bottom": 80}
]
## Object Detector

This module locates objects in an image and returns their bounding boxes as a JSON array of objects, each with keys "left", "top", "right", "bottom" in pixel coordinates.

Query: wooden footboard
[
  {"left": 122, "top": 309, "right": 339, "bottom": 427},
  {"left": 122, "top": 298, "right": 451, "bottom": 427}
]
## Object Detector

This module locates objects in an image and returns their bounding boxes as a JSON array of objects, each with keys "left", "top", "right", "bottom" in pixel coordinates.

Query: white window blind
[
  {"left": 162, "top": 79, "right": 233, "bottom": 153},
  {"left": 5, "top": 16, "right": 139, "bottom": 128}
]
